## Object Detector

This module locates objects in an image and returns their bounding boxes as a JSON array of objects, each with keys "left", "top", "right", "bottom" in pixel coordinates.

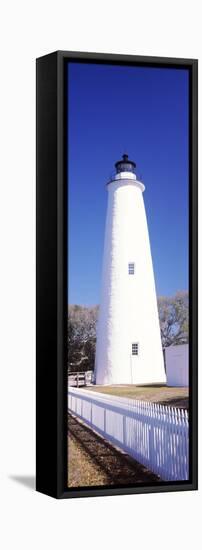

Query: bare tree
[
  {"left": 157, "top": 291, "right": 189, "bottom": 348},
  {"left": 68, "top": 291, "right": 188, "bottom": 372},
  {"left": 68, "top": 305, "right": 98, "bottom": 372}
]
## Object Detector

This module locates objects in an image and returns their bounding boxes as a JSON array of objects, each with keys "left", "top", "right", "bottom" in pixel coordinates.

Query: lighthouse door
[{"left": 131, "top": 342, "right": 139, "bottom": 384}]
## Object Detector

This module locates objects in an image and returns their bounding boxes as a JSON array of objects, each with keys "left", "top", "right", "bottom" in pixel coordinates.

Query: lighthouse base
[
  {"left": 95, "top": 357, "right": 166, "bottom": 386},
  {"left": 96, "top": 373, "right": 166, "bottom": 386}
]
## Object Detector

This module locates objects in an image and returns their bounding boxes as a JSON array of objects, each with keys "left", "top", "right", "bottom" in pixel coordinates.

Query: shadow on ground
[
  {"left": 68, "top": 414, "right": 160, "bottom": 487},
  {"left": 9, "top": 475, "right": 35, "bottom": 491}
]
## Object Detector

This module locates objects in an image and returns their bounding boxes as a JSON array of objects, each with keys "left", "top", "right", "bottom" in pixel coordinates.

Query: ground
[
  {"left": 83, "top": 385, "right": 189, "bottom": 409},
  {"left": 67, "top": 385, "right": 189, "bottom": 488},
  {"left": 68, "top": 414, "right": 160, "bottom": 488}
]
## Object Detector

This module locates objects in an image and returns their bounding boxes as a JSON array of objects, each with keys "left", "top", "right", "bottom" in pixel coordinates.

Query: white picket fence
[{"left": 68, "top": 387, "right": 189, "bottom": 481}]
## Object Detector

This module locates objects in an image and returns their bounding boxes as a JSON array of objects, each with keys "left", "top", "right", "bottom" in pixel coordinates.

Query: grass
[
  {"left": 67, "top": 385, "right": 189, "bottom": 487},
  {"left": 67, "top": 414, "right": 160, "bottom": 488},
  {"left": 68, "top": 430, "right": 108, "bottom": 487},
  {"left": 83, "top": 385, "right": 189, "bottom": 409}
]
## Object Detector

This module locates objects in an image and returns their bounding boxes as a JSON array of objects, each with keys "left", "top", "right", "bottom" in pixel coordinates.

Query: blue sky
[{"left": 68, "top": 62, "right": 189, "bottom": 306}]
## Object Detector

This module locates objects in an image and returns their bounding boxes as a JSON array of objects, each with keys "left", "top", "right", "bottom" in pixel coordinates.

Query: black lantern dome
[{"left": 115, "top": 154, "right": 136, "bottom": 174}]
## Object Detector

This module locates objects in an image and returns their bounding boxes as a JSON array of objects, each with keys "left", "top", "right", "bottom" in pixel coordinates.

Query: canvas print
[{"left": 67, "top": 62, "right": 189, "bottom": 489}]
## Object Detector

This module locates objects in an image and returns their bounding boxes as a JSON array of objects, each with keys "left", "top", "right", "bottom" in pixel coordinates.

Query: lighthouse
[{"left": 95, "top": 154, "right": 166, "bottom": 386}]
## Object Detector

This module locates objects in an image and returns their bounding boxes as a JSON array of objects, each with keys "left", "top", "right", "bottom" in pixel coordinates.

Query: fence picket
[{"left": 68, "top": 387, "right": 189, "bottom": 481}]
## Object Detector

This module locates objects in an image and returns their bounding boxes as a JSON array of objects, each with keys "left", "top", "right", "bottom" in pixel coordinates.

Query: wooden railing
[{"left": 68, "top": 371, "right": 93, "bottom": 387}]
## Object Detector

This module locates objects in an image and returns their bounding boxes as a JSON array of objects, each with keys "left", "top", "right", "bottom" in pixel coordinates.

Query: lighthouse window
[
  {"left": 132, "top": 343, "right": 139, "bottom": 355},
  {"left": 128, "top": 262, "right": 135, "bottom": 275}
]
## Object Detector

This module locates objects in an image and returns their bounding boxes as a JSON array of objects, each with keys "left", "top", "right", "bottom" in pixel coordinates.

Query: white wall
[
  {"left": 165, "top": 345, "right": 189, "bottom": 387},
  {"left": 96, "top": 176, "right": 166, "bottom": 385},
  {"left": 0, "top": 2, "right": 201, "bottom": 550}
]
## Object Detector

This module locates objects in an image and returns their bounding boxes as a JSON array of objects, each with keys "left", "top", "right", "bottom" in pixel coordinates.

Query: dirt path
[{"left": 67, "top": 414, "right": 160, "bottom": 488}]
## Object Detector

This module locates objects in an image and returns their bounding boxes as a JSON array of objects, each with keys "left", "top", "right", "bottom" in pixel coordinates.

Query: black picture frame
[{"left": 36, "top": 50, "right": 198, "bottom": 499}]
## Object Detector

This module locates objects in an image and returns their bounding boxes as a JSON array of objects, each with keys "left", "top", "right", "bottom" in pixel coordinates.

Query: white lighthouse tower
[{"left": 95, "top": 154, "right": 166, "bottom": 386}]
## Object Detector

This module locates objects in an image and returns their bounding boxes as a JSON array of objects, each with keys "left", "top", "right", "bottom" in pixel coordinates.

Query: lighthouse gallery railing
[{"left": 68, "top": 387, "right": 189, "bottom": 481}]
